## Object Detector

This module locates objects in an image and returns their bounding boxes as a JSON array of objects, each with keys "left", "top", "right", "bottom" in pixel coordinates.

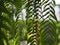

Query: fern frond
[{"left": 26, "top": 0, "right": 57, "bottom": 45}]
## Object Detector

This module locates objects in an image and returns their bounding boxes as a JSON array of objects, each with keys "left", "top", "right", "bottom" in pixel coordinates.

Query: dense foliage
[{"left": 0, "top": 0, "right": 59, "bottom": 45}]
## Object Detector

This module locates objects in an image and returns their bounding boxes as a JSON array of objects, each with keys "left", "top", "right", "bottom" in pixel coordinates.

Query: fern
[{"left": 26, "top": 0, "right": 57, "bottom": 45}]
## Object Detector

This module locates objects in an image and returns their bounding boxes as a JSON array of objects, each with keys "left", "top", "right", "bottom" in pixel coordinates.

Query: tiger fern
[{"left": 26, "top": 0, "right": 57, "bottom": 45}]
